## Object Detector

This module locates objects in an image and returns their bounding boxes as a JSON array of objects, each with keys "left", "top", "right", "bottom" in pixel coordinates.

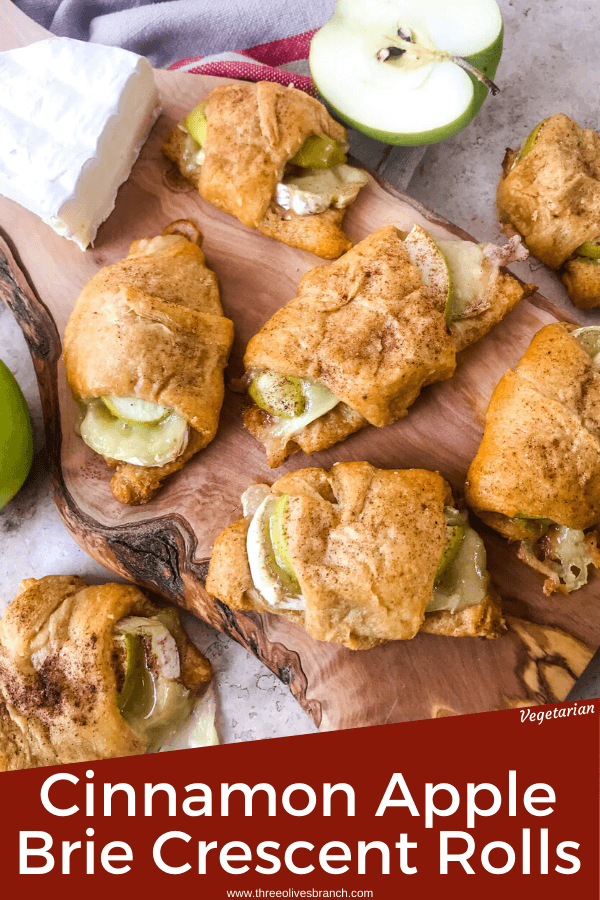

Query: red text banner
[{"left": 1, "top": 700, "right": 598, "bottom": 898}]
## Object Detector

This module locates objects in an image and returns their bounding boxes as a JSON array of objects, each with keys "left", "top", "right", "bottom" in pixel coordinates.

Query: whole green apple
[
  {"left": 310, "top": 0, "right": 503, "bottom": 146},
  {"left": 0, "top": 358, "right": 33, "bottom": 509}
]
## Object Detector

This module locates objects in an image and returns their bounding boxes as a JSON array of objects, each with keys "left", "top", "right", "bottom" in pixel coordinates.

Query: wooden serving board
[{"left": 1, "top": 5, "right": 598, "bottom": 731}]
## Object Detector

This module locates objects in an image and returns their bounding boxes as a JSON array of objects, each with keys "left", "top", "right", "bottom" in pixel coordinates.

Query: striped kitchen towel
[{"left": 168, "top": 30, "right": 318, "bottom": 96}]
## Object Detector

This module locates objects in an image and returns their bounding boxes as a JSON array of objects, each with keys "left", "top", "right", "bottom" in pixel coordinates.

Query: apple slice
[
  {"left": 573, "top": 326, "right": 600, "bottom": 366},
  {"left": 185, "top": 102, "right": 208, "bottom": 146},
  {"left": 434, "top": 523, "right": 466, "bottom": 583},
  {"left": 517, "top": 119, "right": 547, "bottom": 161},
  {"left": 427, "top": 509, "right": 488, "bottom": 613},
  {"left": 289, "top": 134, "right": 347, "bottom": 169},
  {"left": 246, "top": 495, "right": 304, "bottom": 609},
  {"left": 102, "top": 395, "right": 172, "bottom": 424},
  {"left": 404, "top": 227, "right": 497, "bottom": 322},
  {"left": 269, "top": 494, "right": 301, "bottom": 593},
  {"left": 248, "top": 372, "right": 339, "bottom": 434},
  {"left": 403, "top": 224, "right": 452, "bottom": 317},
  {"left": 80, "top": 400, "right": 188, "bottom": 467},
  {"left": 249, "top": 372, "right": 306, "bottom": 418},
  {"left": 310, "top": 0, "right": 503, "bottom": 146},
  {"left": 435, "top": 238, "right": 488, "bottom": 320},
  {"left": 575, "top": 241, "right": 600, "bottom": 260}
]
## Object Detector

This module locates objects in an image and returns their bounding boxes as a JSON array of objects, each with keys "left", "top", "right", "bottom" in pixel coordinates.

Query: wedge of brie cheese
[{"left": 0, "top": 37, "right": 160, "bottom": 249}]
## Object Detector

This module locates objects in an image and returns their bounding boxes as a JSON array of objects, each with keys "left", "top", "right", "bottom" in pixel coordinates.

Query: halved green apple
[{"left": 310, "top": 0, "right": 503, "bottom": 146}]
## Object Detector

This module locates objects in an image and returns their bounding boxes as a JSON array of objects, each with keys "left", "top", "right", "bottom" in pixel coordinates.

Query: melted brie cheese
[{"left": 276, "top": 164, "right": 369, "bottom": 216}]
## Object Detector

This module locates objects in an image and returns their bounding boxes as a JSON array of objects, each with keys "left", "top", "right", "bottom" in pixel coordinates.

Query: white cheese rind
[{"left": 0, "top": 37, "right": 161, "bottom": 249}]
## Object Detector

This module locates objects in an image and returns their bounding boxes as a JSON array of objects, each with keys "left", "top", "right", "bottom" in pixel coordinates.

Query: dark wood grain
[{"left": 1, "top": 60, "right": 597, "bottom": 731}]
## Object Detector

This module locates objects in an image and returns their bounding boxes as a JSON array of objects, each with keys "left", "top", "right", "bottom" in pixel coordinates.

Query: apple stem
[
  {"left": 377, "top": 33, "right": 500, "bottom": 97},
  {"left": 451, "top": 56, "right": 500, "bottom": 95}
]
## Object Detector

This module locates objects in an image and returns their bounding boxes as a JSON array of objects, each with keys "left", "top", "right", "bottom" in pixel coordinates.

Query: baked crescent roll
[
  {"left": 466, "top": 323, "right": 600, "bottom": 594},
  {"left": 243, "top": 225, "right": 534, "bottom": 466},
  {"left": 63, "top": 223, "right": 234, "bottom": 504},
  {"left": 497, "top": 114, "right": 600, "bottom": 309},
  {"left": 206, "top": 462, "right": 504, "bottom": 650},
  {"left": 163, "top": 81, "right": 369, "bottom": 259},
  {"left": 0, "top": 576, "right": 213, "bottom": 771}
]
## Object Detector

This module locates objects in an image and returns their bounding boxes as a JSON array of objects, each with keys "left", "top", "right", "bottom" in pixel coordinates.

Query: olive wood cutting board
[{"left": 1, "top": 4, "right": 598, "bottom": 731}]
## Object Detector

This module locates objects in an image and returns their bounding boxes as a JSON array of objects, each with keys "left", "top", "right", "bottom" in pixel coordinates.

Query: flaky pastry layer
[
  {"left": 497, "top": 114, "right": 600, "bottom": 308},
  {"left": 163, "top": 81, "right": 356, "bottom": 258},
  {"left": 206, "top": 462, "right": 503, "bottom": 649},
  {"left": 63, "top": 231, "right": 234, "bottom": 503},
  {"left": 244, "top": 226, "right": 532, "bottom": 466},
  {"left": 0, "top": 576, "right": 210, "bottom": 771},
  {"left": 466, "top": 323, "right": 600, "bottom": 530}
]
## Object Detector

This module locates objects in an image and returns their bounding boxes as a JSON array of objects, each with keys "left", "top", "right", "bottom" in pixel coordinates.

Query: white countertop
[{"left": 1, "top": 0, "right": 599, "bottom": 744}]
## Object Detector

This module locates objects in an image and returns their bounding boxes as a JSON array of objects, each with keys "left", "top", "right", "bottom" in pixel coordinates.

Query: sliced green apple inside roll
[
  {"left": 428, "top": 508, "right": 489, "bottom": 614},
  {"left": 178, "top": 105, "right": 367, "bottom": 217},
  {"left": 248, "top": 372, "right": 340, "bottom": 436},
  {"left": 246, "top": 491, "right": 304, "bottom": 610},
  {"left": 573, "top": 325, "right": 600, "bottom": 365},
  {"left": 79, "top": 398, "right": 188, "bottom": 467},
  {"left": 289, "top": 134, "right": 348, "bottom": 169},
  {"left": 575, "top": 241, "right": 600, "bottom": 261},
  {"left": 243, "top": 491, "right": 491, "bottom": 616},
  {"left": 403, "top": 224, "right": 528, "bottom": 322},
  {"left": 114, "top": 611, "right": 217, "bottom": 752}
]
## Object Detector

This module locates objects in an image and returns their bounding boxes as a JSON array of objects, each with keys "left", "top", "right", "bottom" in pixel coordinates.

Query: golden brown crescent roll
[
  {"left": 163, "top": 81, "right": 369, "bottom": 259},
  {"left": 0, "top": 576, "right": 212, "bottom": 771},
  {"left": 497, "top": 114, "right": 600, "bottom": 309},
  {"left": 206, "top": 462, "right": 504, "bottom": 650},
  {"left": 63, "top": 224, "right": 234, "bottom": 504},
  {"left": 466, "top": 323, "right": 600, "bottom": 595},
  {"left": 243, "top": 225, "right": 534, "bottom": 466}
]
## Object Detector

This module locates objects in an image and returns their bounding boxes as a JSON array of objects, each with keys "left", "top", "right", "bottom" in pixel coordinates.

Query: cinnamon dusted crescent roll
[
  {"left": 497, "top": 114, "right": 600, "bottom": 309},
  {"left": 466, "top": 323, "right": 600, "bottom": 595},
  {"left": 63, "top": 223, "right": 234, "bottom": 504},
  {"left": 0, "top": 576, "right": 214, "bottom": 771},
  {"left": 206, "top": 462, "right": 504, "bottom": 650},
  {"left": 243, "top": 224, "right": 534, "bottom": 466},
  {"left": 163, "top": 81, "right": 369, "bottom": 259}
]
